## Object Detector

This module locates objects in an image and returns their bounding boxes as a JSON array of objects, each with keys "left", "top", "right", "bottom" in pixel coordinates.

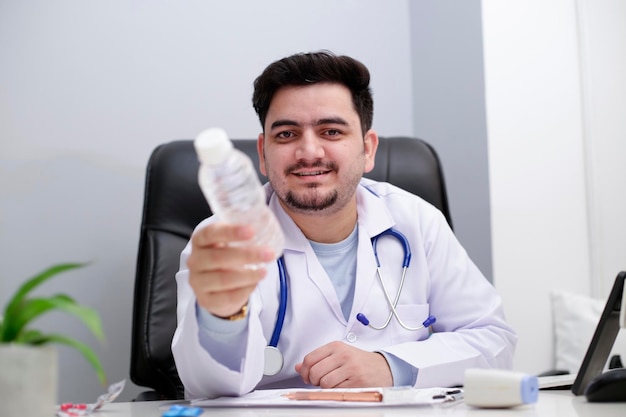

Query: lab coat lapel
[{"left": 303, "top": 248, "right": 346, "bottom": 323}]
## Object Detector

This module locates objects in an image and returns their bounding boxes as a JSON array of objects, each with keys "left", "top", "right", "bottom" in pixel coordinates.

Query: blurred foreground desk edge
[{"left": 95, "top": 392, "right": 624, "bottom": 417}]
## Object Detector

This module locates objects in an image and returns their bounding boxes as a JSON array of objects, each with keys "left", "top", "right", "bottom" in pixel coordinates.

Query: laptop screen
[{"left": 570, "top": 271, "right": 626, "bottom": 395}]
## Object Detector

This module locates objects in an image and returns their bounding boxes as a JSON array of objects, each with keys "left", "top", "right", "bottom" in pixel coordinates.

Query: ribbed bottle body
[{"left": 198, "top": 148, "right": 284, "bottom": 257}]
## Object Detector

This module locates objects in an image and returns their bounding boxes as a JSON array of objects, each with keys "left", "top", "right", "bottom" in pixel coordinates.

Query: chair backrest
[{"left": 130, "top": 136, "right": 452, "bottom": 400}]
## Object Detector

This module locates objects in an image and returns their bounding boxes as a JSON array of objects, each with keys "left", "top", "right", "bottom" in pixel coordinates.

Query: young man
[{"left": 172, "top": 51, "right": 517, "bottom": 399}]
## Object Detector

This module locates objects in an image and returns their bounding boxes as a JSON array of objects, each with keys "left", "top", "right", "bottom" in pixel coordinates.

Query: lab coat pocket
[{"left": 390, "top": 304, "right": 431, "bottom": 343}]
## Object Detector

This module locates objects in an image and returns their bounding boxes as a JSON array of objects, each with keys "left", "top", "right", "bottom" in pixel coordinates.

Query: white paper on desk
[{"left": 191, "top": 387, "right": 462, "bottom": 408}]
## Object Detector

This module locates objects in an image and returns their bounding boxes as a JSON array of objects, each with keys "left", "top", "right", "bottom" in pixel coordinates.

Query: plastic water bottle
[{"left": 194, "top": 127, "right": 284, "bottom": 259}]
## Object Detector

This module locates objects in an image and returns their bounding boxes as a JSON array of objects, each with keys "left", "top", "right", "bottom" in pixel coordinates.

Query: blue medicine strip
[{"left": 162, "top": 404, "right": 204, "bottom": 417}]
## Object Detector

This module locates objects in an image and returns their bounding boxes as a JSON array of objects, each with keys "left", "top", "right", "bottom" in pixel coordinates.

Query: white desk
[{"left": 95, "top": 392, "right": 624, "bottom": 417}]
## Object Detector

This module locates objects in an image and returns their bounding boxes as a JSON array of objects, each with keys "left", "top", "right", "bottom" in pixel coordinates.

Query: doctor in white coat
[{"left": 172, "top": 51, "right": 517, "bottom": 399}]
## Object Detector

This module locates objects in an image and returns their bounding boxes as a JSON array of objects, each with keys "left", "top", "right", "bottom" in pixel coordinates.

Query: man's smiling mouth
[{"left": 294, "top": 170, "right": 328, "bottom": 177}]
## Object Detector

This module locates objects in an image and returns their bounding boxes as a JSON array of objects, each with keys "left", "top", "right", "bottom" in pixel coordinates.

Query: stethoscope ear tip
[
  {"left": 356, "top": 313, "right": 370, "bottom": 326},
  {"left": 423, "top": 315, "right": 436, "bottom": 327}
]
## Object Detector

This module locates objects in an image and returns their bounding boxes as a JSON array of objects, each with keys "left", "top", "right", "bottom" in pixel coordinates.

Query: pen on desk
[{"left": 282, "top": 391, "right": 383, "bottom": 402}]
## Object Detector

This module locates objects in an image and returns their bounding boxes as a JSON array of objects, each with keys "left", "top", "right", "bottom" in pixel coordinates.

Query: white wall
[
  {"left": 0, "top": 0, "right": 414, "bottom": 402},
  {"left": 482, "top": 0, "right": 626, "bottom": 374},
  {"left": 576, "top": 0, "right": 626, "bottom": 296},
  {"left": 409, "top": 1, "right": 493, "bottom": 282}
]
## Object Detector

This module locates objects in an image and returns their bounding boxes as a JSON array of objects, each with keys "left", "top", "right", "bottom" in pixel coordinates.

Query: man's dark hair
[{"left": 252, "top": 51, "right": 373, "bottom": 135}]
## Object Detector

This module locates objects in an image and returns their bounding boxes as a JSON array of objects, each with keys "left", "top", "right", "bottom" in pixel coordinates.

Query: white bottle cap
[{"left": 194, "top": 127, "right": 234, "bottom": 165}]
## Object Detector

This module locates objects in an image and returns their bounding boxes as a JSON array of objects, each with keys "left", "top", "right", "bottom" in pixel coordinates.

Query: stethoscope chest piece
[{"left": 264, "top": 346, "right": 284, "bottom": 376}]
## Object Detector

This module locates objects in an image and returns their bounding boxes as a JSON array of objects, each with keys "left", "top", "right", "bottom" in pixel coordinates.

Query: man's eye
[
  {"left": 326, "top": 129, "right": 341, "bottom": 137},
  {"left": 276, "top": 131, "right": 294, "bottom": 139}
]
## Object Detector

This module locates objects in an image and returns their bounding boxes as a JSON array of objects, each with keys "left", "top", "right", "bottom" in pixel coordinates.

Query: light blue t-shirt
[{"left": 308, "top": 225, "right": 358, "bottom": 321}]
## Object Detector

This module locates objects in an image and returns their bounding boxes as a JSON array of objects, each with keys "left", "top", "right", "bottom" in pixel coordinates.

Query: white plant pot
[{"left": 0, "top": 344, "right": 58, "bottom": 417}]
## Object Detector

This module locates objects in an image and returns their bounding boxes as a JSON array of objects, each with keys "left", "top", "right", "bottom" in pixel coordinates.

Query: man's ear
[
  {"left": 257, "top": 133, "right": 267, "bottom": 176},
  {"left": 363, "top": 130, "right": 379, "bottom": 174}
]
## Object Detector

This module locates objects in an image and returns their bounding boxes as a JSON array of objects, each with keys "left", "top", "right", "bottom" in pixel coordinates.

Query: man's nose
[{"left": 295, "top": 131, "right": 325, "bottom": 161}]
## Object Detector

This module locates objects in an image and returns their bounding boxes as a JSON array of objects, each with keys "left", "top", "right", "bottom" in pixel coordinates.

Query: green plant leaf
[
  {"left": 1, "top": 262, "right": 106, "bottom": 385},
  {"left": 17, "top": 328, "right": 45, "bottom": 343},
  {"left": 2, "top": 295, "right": 72, "bottom": 342},
  {"left": 2, "top": 263, "right": 87, "bottom": 341},
  {"left": 3, "top": 295, "right": 105, "bottom": 343},
  {"left": 25, "top": 332, "right": 107, "bottom": 386}
]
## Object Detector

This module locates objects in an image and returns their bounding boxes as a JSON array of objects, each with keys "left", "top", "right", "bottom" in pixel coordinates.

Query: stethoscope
[{"left": 263, "top": 227, "right": 437, "bottom": 376}]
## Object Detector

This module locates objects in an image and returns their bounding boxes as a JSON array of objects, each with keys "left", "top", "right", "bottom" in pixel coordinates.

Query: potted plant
[{"left": 0, "top": 262, "right": 106, "bottom": 416}]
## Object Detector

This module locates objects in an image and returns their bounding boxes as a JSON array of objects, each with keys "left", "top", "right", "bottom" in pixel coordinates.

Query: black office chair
[{"left": 130, "top": 137, "right": 453, "bottom": 400}]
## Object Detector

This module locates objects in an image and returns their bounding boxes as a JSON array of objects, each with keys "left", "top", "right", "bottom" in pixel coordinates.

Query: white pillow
[{"left": 550, "top": 290, "right": 625, "bottom": 374}]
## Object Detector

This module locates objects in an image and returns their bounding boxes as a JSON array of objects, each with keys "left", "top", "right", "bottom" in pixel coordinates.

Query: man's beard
[
  {"left": 284, "top": 186, "right": 339, "bottom": 212},
  {"left": 281, "top": 160, "right": 340, "bottom": 213},
  {"left": 270, "top": 156, "right": 363, "bottom": 215}
]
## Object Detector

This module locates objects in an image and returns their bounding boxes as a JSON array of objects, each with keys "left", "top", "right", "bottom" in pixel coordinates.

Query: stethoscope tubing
[
  {"left": 357, "top": 228, "right": 435, "bottom": 331},
  {"left": 371, "top": 228, "right": 411, "bottom": 268},
  {"left": 269, "top": 256, "right": 288, "bottom": 347},
  {"left": 367, "top": 265, "right": 411, "bottom": 330},
  {"left": 264, "top": 256, "right": 288, "bottom": 376}
]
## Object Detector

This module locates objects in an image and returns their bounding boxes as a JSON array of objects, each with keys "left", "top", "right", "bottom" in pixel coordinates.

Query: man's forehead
[
  {"left": 265, "top": 84, "right": 357, "bottom": 127},
  {"left": 269, "top": 116, "right": 349, "bottom": 129}
]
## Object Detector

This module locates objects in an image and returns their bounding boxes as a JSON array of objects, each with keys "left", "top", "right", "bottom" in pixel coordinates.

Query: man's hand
[
  {"left": 187, "top": 222, "right": 276, "bottom": 318},
  {"left": 295, "top": 341, "right": 393, "bottom": 388}
]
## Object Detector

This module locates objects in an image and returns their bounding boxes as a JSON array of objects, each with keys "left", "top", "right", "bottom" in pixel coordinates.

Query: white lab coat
[{"left": 172, "top": 179, "right": 517, "bottom": 399}]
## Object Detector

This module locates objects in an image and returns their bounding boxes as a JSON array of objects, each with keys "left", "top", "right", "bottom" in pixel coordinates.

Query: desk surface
[{"left": 95, "top": 392, "right": 623, "bottom": 417}]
